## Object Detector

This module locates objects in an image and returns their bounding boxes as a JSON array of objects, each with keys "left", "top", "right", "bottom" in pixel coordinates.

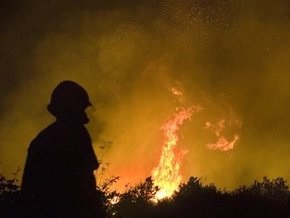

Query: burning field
[{"left": 1, "top": 0, "right": 290, "bottom": 198}]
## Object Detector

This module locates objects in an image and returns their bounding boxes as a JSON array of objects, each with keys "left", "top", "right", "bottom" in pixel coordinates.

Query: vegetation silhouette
[{"left": 1, "top": 174, "right": 290, "bottom": 217}]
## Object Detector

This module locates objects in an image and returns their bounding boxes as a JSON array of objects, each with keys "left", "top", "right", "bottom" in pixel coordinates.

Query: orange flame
[
  {"left": 207, "top": 134, "right": 239, "bottom": 151},
  {"left": 205, "top": 119, "right": 241, "bottom": 151},
  {"left": 171, "top": 87, "right": 183, "bottom": 96},
  {"left": 152, "top": 107, "right": 199, "bottom": 200}
]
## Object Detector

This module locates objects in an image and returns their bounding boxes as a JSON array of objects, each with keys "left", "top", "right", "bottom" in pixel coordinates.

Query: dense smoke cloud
[{"left": 1, "top": 0, "right": 290, "bottom": 190}]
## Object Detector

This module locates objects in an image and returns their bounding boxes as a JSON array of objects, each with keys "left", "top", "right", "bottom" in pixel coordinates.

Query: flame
[
  {"left": 205, "top": 119, "right": 241, "bottom": 151},
  {"left": 207, "top": 134, "right": 239, "bottom": 151},
  {"left": 171, "top": 87, "right": 183, "bottom": 96},
  {"left": 152, "top": 107, "right": 196, "bottom": 200}
]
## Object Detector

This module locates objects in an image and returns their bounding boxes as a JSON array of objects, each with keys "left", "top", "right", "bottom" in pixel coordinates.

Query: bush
[
  {"left": 1, "top": 174, "right": 290, "bottom": 217},
  {"left": 0, "top": 174, "right": 21, "bottom": 218}
]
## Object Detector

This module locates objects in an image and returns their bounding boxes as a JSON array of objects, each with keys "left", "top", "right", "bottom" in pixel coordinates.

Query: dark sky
[{"left": 1, "top": 0, "right": 290, "bottom": 190}]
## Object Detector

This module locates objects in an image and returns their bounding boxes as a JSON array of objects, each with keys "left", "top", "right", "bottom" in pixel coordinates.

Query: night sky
[{"left": 1, "top": 0, "right": 290, "bottom": 190}]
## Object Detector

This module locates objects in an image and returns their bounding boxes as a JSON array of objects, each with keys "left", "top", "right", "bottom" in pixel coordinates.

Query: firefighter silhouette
[{"left": 22, "top": 81, "right": 101, "bottom": 218}]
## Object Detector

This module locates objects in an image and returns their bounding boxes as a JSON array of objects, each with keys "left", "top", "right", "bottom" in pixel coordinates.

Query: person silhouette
[{"left": 21, "top": 81, "right": 100, "bottom": 218}]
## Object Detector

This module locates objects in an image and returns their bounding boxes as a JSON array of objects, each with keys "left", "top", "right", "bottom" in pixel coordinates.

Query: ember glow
[
  {"left": 205, "top": 119, "right": 241, "bottom": 151},
  {"left": 152, "top": 107, "right": 200, "bottom": 200},
  {"left": 171, "top": 88, "right": 183, "bottom": 96},
  {"left": 207, "top": 134, "right": 240, "bottom": 151}
]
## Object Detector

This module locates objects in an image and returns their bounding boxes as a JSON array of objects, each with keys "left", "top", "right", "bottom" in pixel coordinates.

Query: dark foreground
[{"left": 1, "top": 175, "right": 290, "bottom": 218}]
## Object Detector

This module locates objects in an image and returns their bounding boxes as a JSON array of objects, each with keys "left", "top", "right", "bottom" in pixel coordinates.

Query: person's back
[{"left": 21, "top": 81, "right": 100, "bottom": 218}]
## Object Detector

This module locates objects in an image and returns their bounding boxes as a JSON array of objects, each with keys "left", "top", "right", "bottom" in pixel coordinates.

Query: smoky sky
[{"left": 1, "top": 0, "right": 290, "bottom": 190}]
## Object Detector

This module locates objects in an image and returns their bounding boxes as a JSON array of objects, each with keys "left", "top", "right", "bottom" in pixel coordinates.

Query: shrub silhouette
[
  {"left": 0, "top": 174, "right": 20, "bottom": 217},
  {"left": 1, "top": 174, "right": 290, "bottom": 217},
  {"left": 109, "top": 177, "right": 157, "bottom": 218}
]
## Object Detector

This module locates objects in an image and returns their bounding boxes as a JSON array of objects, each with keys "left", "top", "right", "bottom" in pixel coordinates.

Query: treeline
[{"left": 1, "top": 174, "right": 290, "bottom": 217}]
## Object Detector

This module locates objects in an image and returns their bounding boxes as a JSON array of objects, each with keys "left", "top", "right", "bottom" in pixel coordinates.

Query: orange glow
[
  {"left": 205, "top": 119, "right": 241, "bottom": 151},
  {"left": 152, "top": 107, "right": 197, "bottom": 200},
  {"left": 171, "top": 87, "right": 183, "bottom": 96},
  {"left": 207, "top": 134, "right": 240, "bottom": 151}
]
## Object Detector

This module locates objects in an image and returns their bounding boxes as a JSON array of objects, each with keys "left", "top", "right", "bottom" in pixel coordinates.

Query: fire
[
  {"left": 207, "top": 134, "right": 239, "bottom": 151},
  {"left": 171, "top": 87, "right": 183, "bottom": 96},
  {"left": 152, "top": 107, "right": 200, "bottom": 200},
  {"left": 205, "top": 119, "right": 241, "bottom": 151}
]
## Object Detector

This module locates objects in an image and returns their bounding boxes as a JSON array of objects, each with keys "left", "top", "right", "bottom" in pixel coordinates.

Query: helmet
[{"left": 47, "top": 80, "right": 92, "bottom": 116}]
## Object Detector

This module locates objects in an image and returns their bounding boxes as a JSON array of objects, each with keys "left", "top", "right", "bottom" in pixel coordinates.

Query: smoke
[{"left": 1, "top": 0, "right": 290, "bottom": 190}]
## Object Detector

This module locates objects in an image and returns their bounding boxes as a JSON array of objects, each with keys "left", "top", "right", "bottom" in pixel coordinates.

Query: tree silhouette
[
  {"left": 0, "top": 174, "right": 20, "bottom": 217},
  {"left": 1, "top": 174, "right": 290, "bottom": 217}
]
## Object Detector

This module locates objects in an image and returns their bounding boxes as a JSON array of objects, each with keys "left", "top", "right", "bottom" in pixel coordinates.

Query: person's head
[{"left": 47, "top": 80, "right": 92, "bottom": 124}]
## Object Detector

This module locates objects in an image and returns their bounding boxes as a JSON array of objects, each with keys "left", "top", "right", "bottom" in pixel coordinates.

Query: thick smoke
[{"left": 1, "top": 0, "right": 290, "bottom": 190}]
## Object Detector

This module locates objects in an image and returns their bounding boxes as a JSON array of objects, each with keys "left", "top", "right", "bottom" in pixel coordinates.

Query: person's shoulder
[
  {"left": 36, "top": 122, "right": 59, "bottom": 138},
  {"left": 29, "top": 122, "right": 58, "bottom": 148}
]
